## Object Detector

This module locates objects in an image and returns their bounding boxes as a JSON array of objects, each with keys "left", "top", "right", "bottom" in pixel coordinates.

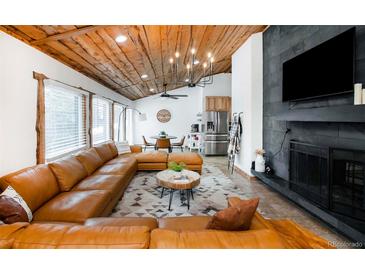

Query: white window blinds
[
  {"left": 45, "top": 84, "right": 87, "bottom": 161},
  {"left": 92, "top": 97, "right": 112, "bottom": 145}
]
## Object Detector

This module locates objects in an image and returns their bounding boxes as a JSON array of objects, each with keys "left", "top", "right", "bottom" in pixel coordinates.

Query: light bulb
[
  {"left": 149, "top": 88, "right": 154, "bottom": 92},
  {"left": 175, "top": 52, "right": 180, "bottom": 58},
  {"left": 210, "top": 57, "right": 214, "bottom": 63},
  {"left": 191, "top": 48, "right": 196, "bottom": 54},
  {"left": 141, "top": 74, "right": 148, "bottom": 79},
  {"left": 186, "top": 64, "right": 191, "bottom": 69},
  {"left": 115, "top": 35, "right": 127, "bottom": 43},
  {"left": 203, "top": 62, "right": 207, "bottom": 68},
  {"left": 185, "top": 78, "right": 189, "bottom": 82},
  {"left": 169, "top": 58, "right": 174, "bottom": 64},
  {"left": 193, "top": 60, "right": 199, "bottom": 65},
  {"left": 207, "top": 52, "right": 212, "bottom": 58}
]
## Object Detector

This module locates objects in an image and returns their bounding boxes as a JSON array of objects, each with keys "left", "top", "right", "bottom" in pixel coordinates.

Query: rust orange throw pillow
[
  {"left": 206, "top": 206, "right": 242, "bottom": 231},
  {"left": 206, "top": 197, "right": 260, "bottom": 231},
  {"left": 228, "top": 197, "right": 260, "bottom": 230}
]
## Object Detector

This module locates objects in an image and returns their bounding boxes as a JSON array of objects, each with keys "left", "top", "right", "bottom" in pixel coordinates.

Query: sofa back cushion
[
  {"left": 108, "top": 142, "right": 119, "bottom": 158},
  {"left": 75, "top": 148, "right": 104, "bottom": 175},
  {"left": 0, "top": 165, "right": 60, "bottom": 212},
  {"left": 94, "top": 143, "right": 115, "bottom": 162},
  {"left": 12, "top": 223, "right": 150, "bottom": 249},
  {"left": 150, "top": 228, "right": 288, "bottom": 249},
  {"left": 49, "top": 156, "right": 88, "bottom": 191}
]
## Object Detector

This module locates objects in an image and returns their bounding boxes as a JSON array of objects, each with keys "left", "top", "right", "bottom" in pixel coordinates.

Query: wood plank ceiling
[{"left": 1, "top": 25, "right": 266, "bottom": 100}]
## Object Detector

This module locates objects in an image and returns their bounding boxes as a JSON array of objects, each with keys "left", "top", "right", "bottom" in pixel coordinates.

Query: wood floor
[{"left": 203, "top": 155, "right": 351, "bottom": 248}]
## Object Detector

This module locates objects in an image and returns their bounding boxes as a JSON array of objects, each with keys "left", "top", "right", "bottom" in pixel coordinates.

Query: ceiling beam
[{"left": 30, "top": 25, "right": 112, "bottom": 46}]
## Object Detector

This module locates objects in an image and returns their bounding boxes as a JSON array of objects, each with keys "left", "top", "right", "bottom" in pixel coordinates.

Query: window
[
  {"left": 92, "top": 97, "right": 112, "bottom": 145},
  {"left": 113, "top": 103, "right": 125, "bottom": 142},
  {"left": 45, "top": 84, "right": 87, "bottom": 161}
]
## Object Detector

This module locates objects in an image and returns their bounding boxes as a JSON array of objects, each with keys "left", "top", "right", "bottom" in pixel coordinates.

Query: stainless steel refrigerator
[{"left": 203, "top": 111, "right": 229, "bottom": 156}]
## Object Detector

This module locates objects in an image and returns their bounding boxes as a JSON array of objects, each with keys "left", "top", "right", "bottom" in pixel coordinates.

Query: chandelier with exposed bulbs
[{"left": 168, "top": 49, "right": 214, "bottom": 88}]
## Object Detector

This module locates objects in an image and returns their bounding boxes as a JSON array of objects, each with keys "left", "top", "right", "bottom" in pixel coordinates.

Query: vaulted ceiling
[{"left": 1, "top": 25, "right": 266, "bottom": 100}]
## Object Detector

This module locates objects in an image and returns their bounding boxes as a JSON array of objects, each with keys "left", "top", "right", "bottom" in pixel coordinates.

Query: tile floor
[{"left": 203, "top": 155, "right": 351, "bottom": 248}]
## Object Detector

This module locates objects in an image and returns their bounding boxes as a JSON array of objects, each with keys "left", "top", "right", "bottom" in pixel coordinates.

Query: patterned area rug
[{"left": 110, "top": 165, "right": 249, "bottom": 218}]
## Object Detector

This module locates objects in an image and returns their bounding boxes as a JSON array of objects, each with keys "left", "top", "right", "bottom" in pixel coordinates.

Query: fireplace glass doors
[
  {"left": 289, "top": 141, "right": 365, "bottom": 233},
  {"left": 331, "top": 148, "right": 365, "bottom": 222}
]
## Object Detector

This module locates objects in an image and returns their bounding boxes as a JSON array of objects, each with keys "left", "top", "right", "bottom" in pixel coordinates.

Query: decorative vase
[{"left": 255, "top": 154, "right": 265, "bottom": 172}]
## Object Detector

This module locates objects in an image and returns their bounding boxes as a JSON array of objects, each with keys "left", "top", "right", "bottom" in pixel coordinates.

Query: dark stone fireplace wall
[{"left": 263, "top": 26, "right": 365, "bottom": 181}]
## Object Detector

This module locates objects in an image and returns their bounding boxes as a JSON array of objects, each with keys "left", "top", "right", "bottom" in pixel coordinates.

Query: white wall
[
  {"left": 231, "top": 32, "right": 263, "bottom": 176},
  {"left": 202, "top": 73, "right": 231, "bottom": 109},
  {"left": 0, "top": 32, "right": 133, "bottom": 176},
  {"left": 132, "top": 73, "right": 232, "bottom": 146},
  {"left": 133, "top": 86, "right": 203, "bottom": 145}
]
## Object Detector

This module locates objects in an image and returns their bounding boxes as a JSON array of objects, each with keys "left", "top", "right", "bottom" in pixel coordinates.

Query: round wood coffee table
[{"left": 156, "top": 169, "right": 200, "bottom": 210}]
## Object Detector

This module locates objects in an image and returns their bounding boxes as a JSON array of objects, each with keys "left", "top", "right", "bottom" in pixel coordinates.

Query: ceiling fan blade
[
  {"left": 169, "top": 96, "right": 179, "bottom": 99},
  {"left": 172, "top": 95, "right": 188, "bottom": 97}
]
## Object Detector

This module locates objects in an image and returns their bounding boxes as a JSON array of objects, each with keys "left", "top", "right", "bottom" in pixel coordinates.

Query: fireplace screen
[
  {"left": 331, "top": 148, "right": 365, "bottom": 222},
  {"left": 289, "top": 141, "right": 329, "bottom": 208}
]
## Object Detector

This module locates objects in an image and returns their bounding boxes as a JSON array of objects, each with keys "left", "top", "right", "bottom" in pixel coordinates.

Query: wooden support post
[
  {"left": 88, "top": 93, "right": 94, "bottom": 147},
  {"left": 33, "top": 71, "right": 48, "bottom": 164},
  {"left": 111, "top": 102, "right": 115, "bottom": 141}
]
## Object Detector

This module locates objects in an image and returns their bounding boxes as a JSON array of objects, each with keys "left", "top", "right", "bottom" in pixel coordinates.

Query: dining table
[{"left": 150, "top": 135, "right": 177, "bottom": 140}]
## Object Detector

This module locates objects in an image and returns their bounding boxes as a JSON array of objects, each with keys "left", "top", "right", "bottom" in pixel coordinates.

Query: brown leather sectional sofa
[
  {"left": 0, "top": 143, "right": 202, "bottom": 224},
  {"left": 0, "top": 213, "right": 332, "bottom": 248},
  {"left": 0, "top": 142, "right": 332, "bottom": 249}
]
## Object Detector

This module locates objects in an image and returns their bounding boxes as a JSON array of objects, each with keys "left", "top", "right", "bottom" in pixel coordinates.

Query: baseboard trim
[{"left": 234, "top": 165, "right": 256, "bottom": 182}]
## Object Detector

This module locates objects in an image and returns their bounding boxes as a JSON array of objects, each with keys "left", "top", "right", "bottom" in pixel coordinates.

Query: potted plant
[
  {"left": 168, "top": 161, "right": 186, "bottom": 172},
  {"left": 255, "top": 149, "right": 266, "bottom": 172},
  {"left": 159, "top": 130, "right": 167, "bottom": 138}
]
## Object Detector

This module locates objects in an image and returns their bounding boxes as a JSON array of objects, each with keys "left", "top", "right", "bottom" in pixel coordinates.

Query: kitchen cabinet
[{"left": 205, "top": 96, "right": 231, "bottom": 112}]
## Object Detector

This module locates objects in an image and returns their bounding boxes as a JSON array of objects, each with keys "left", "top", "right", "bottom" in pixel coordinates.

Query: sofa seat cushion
[
  {"left": 33, "top": 190, "right": 112, "bottom": 223},
  {"left": 249, "top": 213, "right": 272, "bottom": 230},
  {"left": 168, "top": 152, "right": 203, "bottom": 165},
  {"left": 12, "top": 223, "right": 150, "bottom": 249},
  {"left": 138, "top": 163, "right": 167, "bottom": 171},
  {"left": 75, "top": 148, "right": 104, "bottom": 175},
  {"left": 183, "top": 165, "right": 203, "bottom": 173},
  {"left": 105, "top": 154, "right": 137, "bottom": 165},
  {"left": 85, "top": 217, "right": 158, "bottom": 230},
  {"left": 0, "top": 165, "right": 60, "bottom": 212},
  {"left": 265, "top": 219, "right": 335, "bottom": 249},
  {"left": 158, "top": 216, "right": 212, "bottom": 231},
  {"left": 94, "top": 161, "right": 137, "bottom": 176},
  {"left": 0, "top": 222, "right": 29, "bottom": 248},
  {"left": 72, "top": 175, "right": 125, "bottom": 193},
  {"left": 94, "top": 143, "right": 115, "bottom": 163},
  {"left": 49, "top": 156, "right": 88, "bottom": 191},
  {"left": 150, "top": 228, "right": 288, "bottom": 249},
  {"left": 135, "top": 151, "right": 168, "bottom": 163}
]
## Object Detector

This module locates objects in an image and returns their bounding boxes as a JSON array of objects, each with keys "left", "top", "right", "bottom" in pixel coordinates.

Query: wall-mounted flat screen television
[{"left": 282, "top": 27, "right": 355, "bottom": 102}]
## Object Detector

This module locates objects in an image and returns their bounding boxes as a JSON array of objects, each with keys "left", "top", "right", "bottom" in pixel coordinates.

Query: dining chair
[
  {"left": 142, "top": 136, "right": 155, "bottom": 151},
  {"left": 155, "top": 138, "right": 172, "bottom": 153},
  {"left": 172, "top": 136, "right": 185, "bottom": 152}
]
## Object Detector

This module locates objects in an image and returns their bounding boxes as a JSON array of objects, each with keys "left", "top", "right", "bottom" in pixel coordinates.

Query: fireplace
[{"left": 289, "top": 141, "right": 365, "bottom": 233}]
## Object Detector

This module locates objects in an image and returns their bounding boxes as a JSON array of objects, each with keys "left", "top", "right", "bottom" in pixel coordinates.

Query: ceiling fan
[{"left": 159, "top": 83, "right": 188, "bottom": 99}]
